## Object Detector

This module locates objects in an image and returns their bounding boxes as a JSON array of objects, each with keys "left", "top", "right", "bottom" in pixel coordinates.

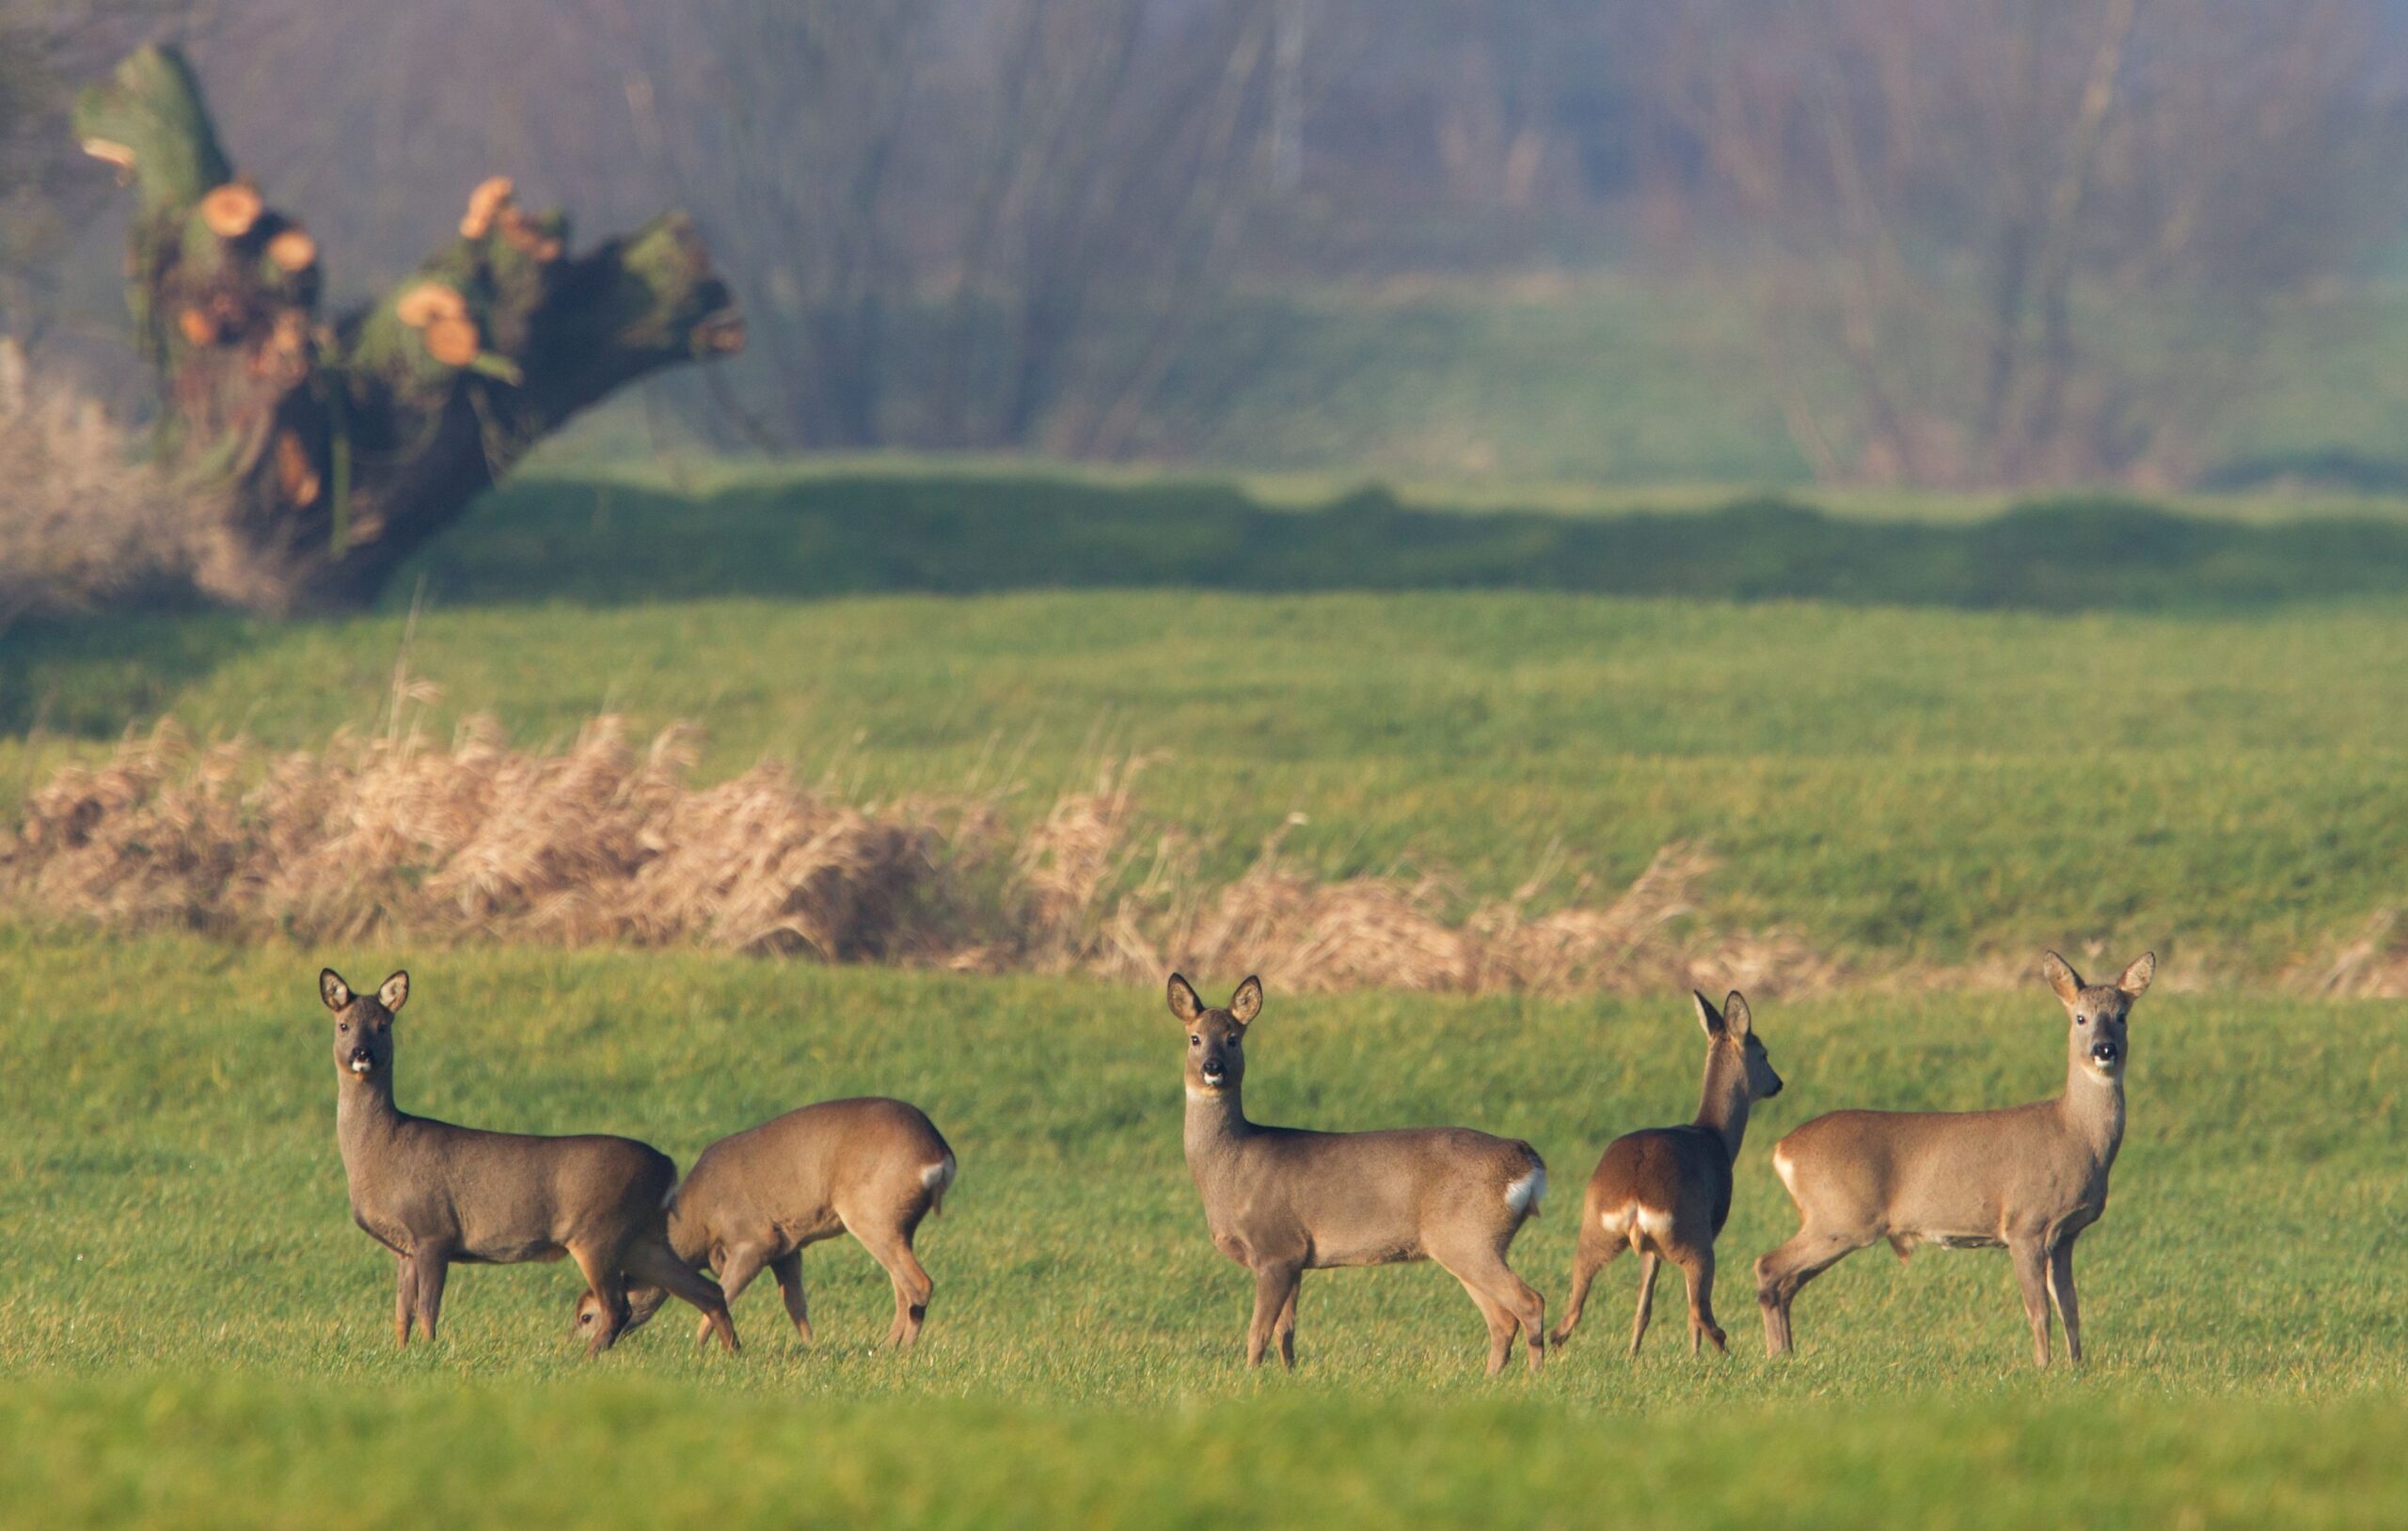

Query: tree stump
[{"left": 73, "top": 45, "right": 743, "bottom": 613}]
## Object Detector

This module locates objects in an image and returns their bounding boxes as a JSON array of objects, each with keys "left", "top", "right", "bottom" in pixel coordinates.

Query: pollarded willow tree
[{"left": 71, "top": 45, "right": 743, "bottom": 613}]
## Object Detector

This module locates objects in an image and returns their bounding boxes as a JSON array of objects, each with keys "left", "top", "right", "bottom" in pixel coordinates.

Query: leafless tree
[
  {"left": 584, "top": 0, "right": 1278, "bottom": 456},
  {"left": 1657, "top": 0, "right": 2396, "bottom": 487}
]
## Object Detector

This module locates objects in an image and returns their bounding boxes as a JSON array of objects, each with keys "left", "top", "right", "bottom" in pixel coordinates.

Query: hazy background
[{"left": 8, "top": 0, "right": 2408, "bottom": 491}]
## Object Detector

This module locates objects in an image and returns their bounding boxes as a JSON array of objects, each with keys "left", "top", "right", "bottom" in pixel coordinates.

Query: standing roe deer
[
  {"left": 321, "top": 968, "right": 737, "bottom": 1356},
  {"left": 1754, "top": 951, "right": 2155, "bottom": 1366},
  {"left": 1548, "top": 990, "right": 1782, "bottom": 1358},
  {"left": 1168, "top": 973, "right": 1550, "bottom": 1374},
  {"left": 571, "top": 1097, "right": 957, "bottom": 1352}
]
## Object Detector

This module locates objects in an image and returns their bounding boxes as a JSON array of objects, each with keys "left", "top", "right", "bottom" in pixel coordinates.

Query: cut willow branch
[{"left": 71, "top": 44, "right": 743, "bottom": 613}]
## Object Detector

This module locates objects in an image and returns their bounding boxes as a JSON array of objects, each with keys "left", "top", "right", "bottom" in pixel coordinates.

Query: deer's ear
[
  {"left": 2040, "top": 951, "right": 2084, "bottom": 1008},
  {"left": 1691, "top": 989, "right": 1726, "bottom": 1037},
  {"left": 1167, "top": 972, "right": 1204, "bottom": 1026},
  {"left": 2115, "top": 952, "right": 2155, "bottom": 1000},
  {"left": 320, "top": 970, "right": 353, "bottom": 1012},
  {"left": 1228, "top": 975, "right": 1263, "bottom": 1026},
  {"left": 1722, "top": 991, "right": 1752, "bottom": 1037},
  {"left": 378, "top": 971, "right": 410, "bottom": 1014}
]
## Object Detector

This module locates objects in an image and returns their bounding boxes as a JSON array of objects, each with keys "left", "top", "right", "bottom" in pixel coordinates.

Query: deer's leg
[
  {"left": 1628, "top": 1251, "right": 1661, "bottom": 1357},
  {"left": 1246, "top": 1260, "right": 1302, "bottom": 1369},
  {"left": 411, "top": 1241, "right": 452, "bottom": 1343},
  {"left": 1548, "top": 1217, "right": 1622, "bottom": 1349},
  {"left": 2010, "top": 1235, "right": 2054, "bottom": 1368},
  {"left": 626, "top": 1237, "right": 739, "bottom": 1355},
  {"left": 570, "top": 1241, "right": 630, "bottom": 1356},
  {"left": 1437, "top": 1240, "right": 1547, "bottom": 1375},
  {"left": 1454, "top": 1275, "right": 1519, "bottom": 1377},
  {"left": 1273, "top": 1272, "right": 1302, "bottom": 1368},
  {"left": 1506, "top": 1270, "right": 1546, "bottom": 1373},
  {"left": 1677, "top": 1244, "right": 1727, "bottom": 1356},
  {"left": 851, "top": 1220, "right": 936, "bottom": 1352},
  {"left": 393, "top": 1253, "right": 415, "bottom": 1347},
  {"left": 769, "top": 1252, "right": 813, "bottom": 1344},
  {"left": 2047, "top": 1235, "right": 2083, "bottom": 1364},
  {"left": 1754, "top": 1228, "right": 1862, "bottom": 1356},
  {"left": 696, "top": 1243, "right": 768, "bottom": 1349}
]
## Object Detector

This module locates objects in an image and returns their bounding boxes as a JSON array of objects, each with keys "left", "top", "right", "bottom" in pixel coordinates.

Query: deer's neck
[
  {"left": 2057, "top": 1060, "right": 2126, "bottom": 1168},
  {"left": 1183, "top": 1081, "right": 1252, "bottom": 1166},
  {"left": 336, "top": 1071, "right": 405, "bottom": 1162},
  {"left": 1692, "top": 1048, "right": 1752, "bottom": 1162}
]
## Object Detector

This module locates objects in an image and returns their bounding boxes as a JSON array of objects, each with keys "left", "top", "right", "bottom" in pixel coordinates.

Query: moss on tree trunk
[{"left": 73, "top": 45, "right": 743, "bottom": 613}]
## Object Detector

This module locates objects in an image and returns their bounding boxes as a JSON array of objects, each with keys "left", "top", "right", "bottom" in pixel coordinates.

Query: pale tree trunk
[{"left": 73, "top": 45, "right": 741, "bottom": 613}]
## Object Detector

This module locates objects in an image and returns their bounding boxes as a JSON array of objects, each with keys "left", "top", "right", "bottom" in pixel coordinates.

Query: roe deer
[
  {"left": 1549, "top": 990, "right": 1782, "bottom": 1358},
  {"left": 320, "top": 968, "right": 737, "bottom": 1356},
  {"left": 1168, "top": 973, "right": 1549, "bottom": 1374},
  {"left": 1754, "top": 951, "right": 2155, "bottom": 1366},
  {"left": 571, "top": 1097, "right": 957, "bottom": 1352}
]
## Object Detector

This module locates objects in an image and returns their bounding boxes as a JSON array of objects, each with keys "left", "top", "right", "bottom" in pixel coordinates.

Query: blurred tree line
[{"left": 5, "top": 0, "right": 2405, "bottom": 486}]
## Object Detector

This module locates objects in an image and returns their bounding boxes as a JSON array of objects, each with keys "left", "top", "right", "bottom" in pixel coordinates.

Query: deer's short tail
[
  {"left": 920, "top": 1152, "right": 958, "bottom": 1214},
  {"left": 1504, "top": 1145, "right": 1547, "bottom": 1221}
]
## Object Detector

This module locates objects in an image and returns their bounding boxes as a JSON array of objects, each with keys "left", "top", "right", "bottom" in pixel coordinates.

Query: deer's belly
[
  {"left": 452, "top": 1238, "right": 567, "bottom": 1265},
  {"left": 1309, "top": 1236, "right": 1424, "bottom": 1269},
  {"left": 1891, "top": 1228, "right": 2005, "bottom": 1255}
]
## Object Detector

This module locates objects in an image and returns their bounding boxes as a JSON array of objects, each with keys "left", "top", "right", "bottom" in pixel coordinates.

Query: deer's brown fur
[
  {"left": 321, "top": 968, "right": 737, "bottom": 1357},
  {"left": 573, "top": 1097, "right": 956, "bottom": 1352},
  {"left": 1753, "top": 951, "right": 2155, "bottom": 1366},
  {"left": 1549, "top": 990, "right": 1783, "bottom": 1358},
  {"left": 1169, "top": 973, "right": 1549, "bottom": 1374}
]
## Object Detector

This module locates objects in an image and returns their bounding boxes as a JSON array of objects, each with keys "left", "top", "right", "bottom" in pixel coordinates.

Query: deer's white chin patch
[{"left": 349, "top": 1059, "right": 373, "bottom": 1075}]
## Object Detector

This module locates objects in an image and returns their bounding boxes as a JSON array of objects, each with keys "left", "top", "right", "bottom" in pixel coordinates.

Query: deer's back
[
  {"left": 1774, "top": 1101, "right": 2103, "bottom": 1244},
  {"left": 1204, "top": 1125, "right": 1542, "bottom": 1268},
  {"left": 673, "top": 1097, "right": 952, "bottom": 1255},
  {"left": 346, "top": 1115, "right": 673, "bottom": 1262}
]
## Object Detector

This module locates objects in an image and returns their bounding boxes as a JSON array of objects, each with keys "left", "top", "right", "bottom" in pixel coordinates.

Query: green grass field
[
  {"left": 8, "top": 468, "right": 2408, "bottom": 969},
  {"left": 2, "top": 932, "right": 2403, "bottom": 1526},
  {"left": 5, "top": 464, "right": 2408, "bottom": 1524}
]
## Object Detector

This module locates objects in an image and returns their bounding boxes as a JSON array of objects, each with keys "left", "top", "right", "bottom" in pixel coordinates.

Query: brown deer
[
  {"left": 1754, "top": 951, "right": 2155, "bottom": 1366},
  {"left": 1168, "top": 973, "right": 1549, "bottom": 1374},
  {"left": 320, "top": 968, "right": 737, "bottom": 1357},
  {"left": 571, "top": 1097, "right": 957, "bottom": 1352},
  {"left": 1548, "top": 989, "right": 1782, "bottom": 1358}
]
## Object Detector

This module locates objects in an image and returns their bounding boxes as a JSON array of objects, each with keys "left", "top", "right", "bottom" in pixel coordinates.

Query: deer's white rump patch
[
  {"left": 1504, "top": 1162, "right": 1546, "bottom": 1218},
  {"left": 921, "top": 1155, "right": 957, "bottom": 1196}
]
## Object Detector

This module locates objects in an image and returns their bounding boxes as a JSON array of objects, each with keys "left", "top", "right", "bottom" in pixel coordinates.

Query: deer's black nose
[{"left": 2091, "top": 1040, "right": 2120, "bottom": 1064}]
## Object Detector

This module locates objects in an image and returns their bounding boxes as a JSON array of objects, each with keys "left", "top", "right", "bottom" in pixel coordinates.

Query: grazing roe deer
[
  {"left": 1168, "top": 973, "right": 1550, "bottom": 1374},
  {"left": 1549, "top": 990, "right": 1782, "bottom": 1358},
  {"left": 320, "top": 969, "right": 737, "bottom": 1356},
  {"left": 572, "top": 1097, "right": 956, "bottom": 1352},
  {"left": 1754, "top": 951, "right": 2155, "bottom": 1366}
]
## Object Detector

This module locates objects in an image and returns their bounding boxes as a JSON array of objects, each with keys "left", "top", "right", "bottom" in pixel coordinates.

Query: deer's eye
[
  {"left": 2077, "top": 1015, "right": 2089, "bottom": 1025},
  {"left": 1189, "top": 1034, "right": 1200, "bottom": 1047},
  {"left": 339, "top": 1021, "right": 350, "bottom": 1033}
]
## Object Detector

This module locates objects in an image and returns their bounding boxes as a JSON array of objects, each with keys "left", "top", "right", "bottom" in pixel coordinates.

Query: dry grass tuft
[
  {"left": 0, "top": 339, "right": 194, "bottom": 620},
  {"left": 2299, "top": 908, "right": 2408, "bottom": 998},
  {"left": 0, "top": 716, "right": 1848, "bottom": 998},
  {"left": 0, "top": 717, "right": 949, "bottom": 960}
]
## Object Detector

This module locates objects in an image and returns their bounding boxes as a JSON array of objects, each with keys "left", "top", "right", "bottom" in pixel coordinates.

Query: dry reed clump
[
  {"left": 2298, "top": 908, "right": 2408, "bottom": 998},
  {"left": 0, "top": 714, "right": 1847, "bottom": 997},
  {"left": 0, "top": 717, "right": 951, "bottom": 959},
  {"left": 0, "top": 339, "right": 195, "bottom": 619},
  {"left": 1091, "top": 830, "right": 1842, "bottom": 998}
]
